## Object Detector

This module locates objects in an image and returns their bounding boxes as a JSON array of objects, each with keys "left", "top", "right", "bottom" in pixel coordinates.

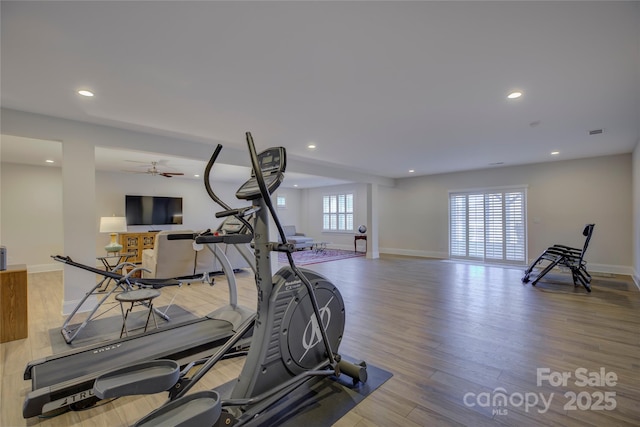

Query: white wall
[
  {"left": 95, "top": 170, "right": 243, "bottom": 255},
  {"left": 0, "top": 162, "right": 63, "bottom": 269},
  {"left": 377, "top": 154, "right": 633, "bottom": 274},
  {"left": 3, "top": 153, "right": 635, "bottom": 276},
  {"left": 273, "top": 188, "right": 302, "bottom": 229},
  {"left": 299, "top": 183, "right": 369, "bottom": 249},
  {"left": 0, "top": 162, "right": 252, "bottom": 270}
]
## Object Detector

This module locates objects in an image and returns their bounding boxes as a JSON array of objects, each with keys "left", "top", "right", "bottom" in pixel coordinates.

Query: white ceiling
[{"left": 1, "top": 1, "right": 639, "bottom": 183}]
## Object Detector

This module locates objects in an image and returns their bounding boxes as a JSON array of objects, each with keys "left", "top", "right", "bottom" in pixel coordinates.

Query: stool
[{"left": 115, "top": 288, "right": 161, "bottom": 338}]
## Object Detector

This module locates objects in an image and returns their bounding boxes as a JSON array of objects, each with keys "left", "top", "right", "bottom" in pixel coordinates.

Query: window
[
  {"left": 449, "top": 187, "right": 526, "bottom": 264},
  {"left": 323, "top": 193, "right": 354, "bottom": 231},
  {"left": 276, "top": 195, "right": 286, "bottom": 209}
]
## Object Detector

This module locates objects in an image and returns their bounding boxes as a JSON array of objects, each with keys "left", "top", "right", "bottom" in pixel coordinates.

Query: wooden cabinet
[
  {"left": 1, "top": 264, "right": 28, "bottom": 343},
  {"left": 118, "top": 232, "right": 158, "bottom": 263}
]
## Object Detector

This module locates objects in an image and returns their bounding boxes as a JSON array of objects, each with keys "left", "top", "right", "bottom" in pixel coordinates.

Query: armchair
[
  {"left": 142, "top": 230, "right": 198, "bottom": 279},
  {"left": 142, "top": 230, "right": 250, "bottom": 279}
]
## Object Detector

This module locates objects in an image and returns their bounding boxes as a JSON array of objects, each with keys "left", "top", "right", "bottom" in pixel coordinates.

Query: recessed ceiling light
[
  {"left": 45, "top": 159, "right": 55, "bottom": 163},
  {"left": 551, "top": 151, "right": 560, "bottom": 155},
  {"left": 194, "top": 174, "right": 200, "bottom": 178},
  {"left": 409, "top": 169, "right": 415, "bottom": 173},
  {"left": 78, "top": 90, "right": 94, "bottom": 97},
  {"left": 293, "top": 184, "right": 299, "bottom": 187},
  {"left": 307, "top": 144, "right": 317, "bottom": 150},
  {"left": 507, "top": 91, "right": 522, "bottom": 99}
]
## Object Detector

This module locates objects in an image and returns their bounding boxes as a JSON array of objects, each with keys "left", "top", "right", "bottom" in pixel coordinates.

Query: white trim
[
  {"left": 587, "top": 263, "right": 634, "bottom": 276},
  {"left": 374, "top": 251, "right": 634, "bottom": 278},
  {"left": 632, "top": 270, "right": 640, "bottom": 291},
  {"left": 448, "top": 184, "right": 529, "bottom": 195},
  {"left": 27, "top": 263, "right": 63, "bottom": 273},
  {"left": 366, "top": 251, "right": 380, "bottom": 259},
  {"left": 379, "top": 247, "right": 447, "bottom": 259},
  {"left": 62, "top": 295, "right": 98, "bottom": 316}
]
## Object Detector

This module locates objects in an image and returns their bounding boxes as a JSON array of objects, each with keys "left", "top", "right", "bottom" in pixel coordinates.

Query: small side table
[
  {"left": 116, "top": 288, "right": 161, "bottom": 338},
  {"left": 96, "top": 252, "right": 134, "bottom": 291},
  {"left": 354, "top": 235, "right": 367, "bottom": 253},
  {"left": 97, "top": 252, "right": 134, "bottom": 271}
]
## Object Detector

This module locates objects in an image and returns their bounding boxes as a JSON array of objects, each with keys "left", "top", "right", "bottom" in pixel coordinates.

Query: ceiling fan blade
[{"left": 160, "top": 172, "right": 184, "bottom": 177}]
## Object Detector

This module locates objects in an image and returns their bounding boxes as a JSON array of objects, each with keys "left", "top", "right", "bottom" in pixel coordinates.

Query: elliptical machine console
[{"left": 236, "top": 146, "right": 286, "bottom": 200}]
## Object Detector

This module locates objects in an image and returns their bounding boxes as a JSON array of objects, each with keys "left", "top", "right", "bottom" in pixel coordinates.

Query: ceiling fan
[{"left": 123, "top": 160, "right": 185, "bottom": 178}]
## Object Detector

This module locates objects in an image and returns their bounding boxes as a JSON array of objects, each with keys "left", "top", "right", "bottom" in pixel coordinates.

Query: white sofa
[
  {"left": 141, "top": 230, "right": 250, "bottom": 279},
  {"left": 282, "top": 225, "right": 314, "bottom": 250}
]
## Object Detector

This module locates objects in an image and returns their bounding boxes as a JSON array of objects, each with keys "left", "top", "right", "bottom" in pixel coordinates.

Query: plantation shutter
[
  {"left": 449, "top": 195, "right": 467, "bottom": 257},
  {"left": 323, "top": 193, "right": 354, "bottom": 232},
  {"left": 449, "top": 188, "right": 527, "bottom": 264}
]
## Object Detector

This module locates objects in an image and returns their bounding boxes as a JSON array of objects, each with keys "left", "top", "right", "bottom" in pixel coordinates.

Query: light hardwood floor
[{"left": 1, "top": 255, "right": 639, "bottom": 426}]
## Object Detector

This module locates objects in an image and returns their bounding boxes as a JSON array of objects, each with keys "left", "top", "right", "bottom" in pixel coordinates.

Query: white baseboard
[
  {"left": 380, "top": 247, "right": 447, "bottom": 259},
  {"left": 27, "top": 263, "right": 63, "bottom": 273},
  {"left": 329, "top": 244, "right": 445, "bottom": 260},
  {"left": 62, "top": 295, "right": 98, "bottom": 316},
  {"left": 366, "top": 250, "right": 380, "bottom": 259},
  {"left": 375, "top": 250, "right": 634, "bottom": 278},
  {"left": 632, "top": 270, "right": 640, "bottom": 291},
  {"left": 587, "top": 263, "right": 634, "bottom": 276}
]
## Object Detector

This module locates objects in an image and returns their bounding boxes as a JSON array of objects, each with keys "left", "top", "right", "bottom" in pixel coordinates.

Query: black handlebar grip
[{"left": 215, "top": 209, "right": 240, "bottom": 218}]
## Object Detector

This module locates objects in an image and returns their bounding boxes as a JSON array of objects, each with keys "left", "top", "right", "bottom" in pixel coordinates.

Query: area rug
[
  {"left": 278, "top": 248, "right": 365, "bottom": 266},
  {"left": 48, "top": 305, "right": 198, "bottom": 353}
]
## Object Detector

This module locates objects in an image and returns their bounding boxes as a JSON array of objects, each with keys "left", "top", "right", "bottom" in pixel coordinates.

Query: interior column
[
  {"left": 62, "top": 139, "right": 96, "bottom": 314},
  {"left": 366, "top": 183, "right": 379, "bottom": 259}
]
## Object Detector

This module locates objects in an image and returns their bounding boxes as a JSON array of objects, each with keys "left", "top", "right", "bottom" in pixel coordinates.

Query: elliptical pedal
[
  {"left": 134, "top": 391, "right": 222, "bottom": 427},
  {"left": 93, "top": 359, "right": 180, "bottom": 399}
]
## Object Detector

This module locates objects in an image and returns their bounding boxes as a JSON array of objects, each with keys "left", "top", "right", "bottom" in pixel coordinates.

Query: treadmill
[{"left": 22, "top": 149, "right": 255, "bottom": 419}]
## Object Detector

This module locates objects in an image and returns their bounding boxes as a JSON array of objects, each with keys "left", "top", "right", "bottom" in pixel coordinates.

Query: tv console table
[{"left": 118, "top": 232, "right": 158, "bottom": 264}]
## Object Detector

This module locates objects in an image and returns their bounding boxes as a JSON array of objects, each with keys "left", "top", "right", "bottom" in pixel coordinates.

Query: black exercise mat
[
  {"left": 48, "top": 305, "right": 198, "bottom": 353},
  {"left": 215, "top": 357, "right": 392, "bottom": 426}
]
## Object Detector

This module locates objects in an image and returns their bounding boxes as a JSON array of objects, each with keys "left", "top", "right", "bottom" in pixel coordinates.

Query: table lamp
[{"left": 100, "top": 216, "right": 127, "bottom": 253}]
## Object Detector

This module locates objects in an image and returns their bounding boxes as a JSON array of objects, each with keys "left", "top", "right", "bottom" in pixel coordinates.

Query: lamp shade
[
  {"left": 100, "top": 216, "right": 127, "bottom": 253},
  {"left": 100, "top": 216, "right": 127, "bottom": 233}
]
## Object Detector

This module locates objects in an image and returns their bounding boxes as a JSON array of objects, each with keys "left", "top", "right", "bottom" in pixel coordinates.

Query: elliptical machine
[{"left": 94, "top": 132, "right": 367, "bottom": 426}]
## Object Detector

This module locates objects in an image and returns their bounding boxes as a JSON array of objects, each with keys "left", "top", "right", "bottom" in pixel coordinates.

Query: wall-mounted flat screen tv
[{"left": 125, "top": 195, "right": 183, "bottom": 225}]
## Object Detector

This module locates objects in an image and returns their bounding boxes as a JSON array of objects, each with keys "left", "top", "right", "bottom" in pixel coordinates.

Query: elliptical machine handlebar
[
  {"left": 203, "top": 145, "right": 230, "bottom": 211},
  {"left": 215, "top": 206, "right": 260, "bottom": 219},
  {"left": 246, "top": 132, "right": 289, "bottom": 247},
  {"left": 204, "top": 144, "right": 253, "bottom": 233}
]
